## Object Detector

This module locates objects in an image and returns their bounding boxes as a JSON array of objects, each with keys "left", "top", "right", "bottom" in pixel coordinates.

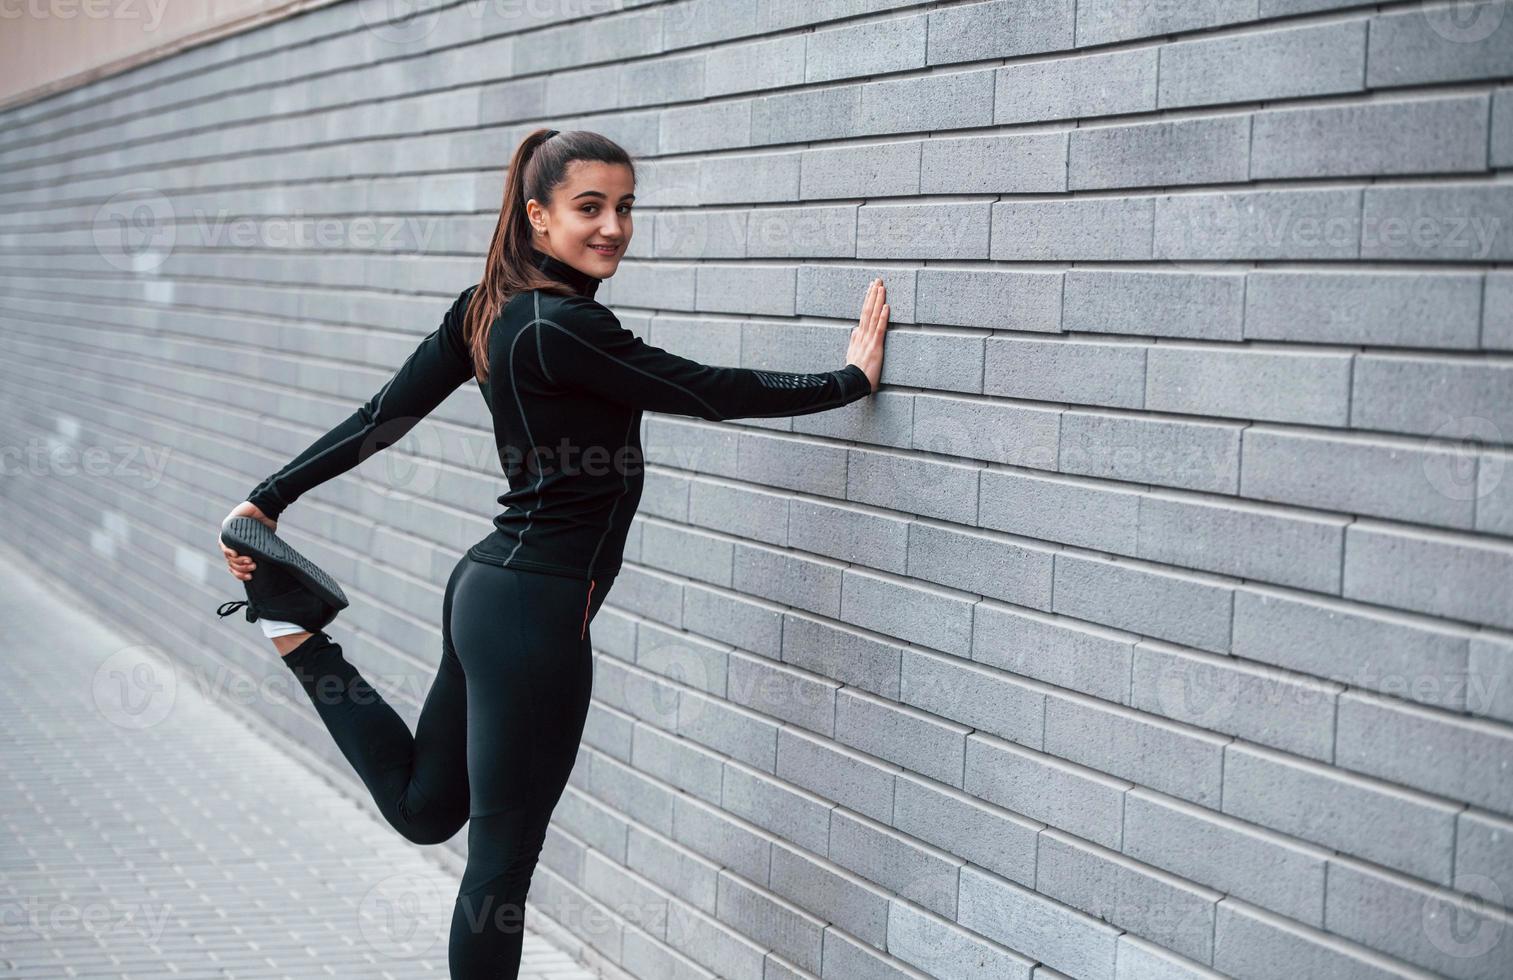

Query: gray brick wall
[{"left": 1, "top": 1, "right": 1510, "bottom": 978}]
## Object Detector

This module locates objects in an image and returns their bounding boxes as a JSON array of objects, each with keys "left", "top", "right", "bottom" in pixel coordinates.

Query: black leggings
[{"left": 278, "top": 553, "right": 613, "bottom": 978}]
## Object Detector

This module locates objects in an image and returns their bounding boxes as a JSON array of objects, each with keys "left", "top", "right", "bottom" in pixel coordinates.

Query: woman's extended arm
[
  {"left": 245, "top": 286, "right": 478, "bottom": 521},
  {"left": 534, "top": 280, "right": 889, "bottom": 421}
]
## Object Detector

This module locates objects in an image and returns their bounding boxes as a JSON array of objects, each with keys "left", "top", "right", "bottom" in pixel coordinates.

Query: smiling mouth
[{"left": 588, "top": 244, "right": 619, "bottom": 254}]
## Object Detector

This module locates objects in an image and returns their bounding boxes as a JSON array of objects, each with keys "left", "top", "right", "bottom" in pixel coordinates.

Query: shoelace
[{"left": 217, "top": 599, "right": 250, "bottom": 619}]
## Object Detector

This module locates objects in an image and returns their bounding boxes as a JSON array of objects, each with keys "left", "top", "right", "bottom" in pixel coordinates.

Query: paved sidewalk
[{"left": 0, "top": 542, "right": 598, "bottom": 979}]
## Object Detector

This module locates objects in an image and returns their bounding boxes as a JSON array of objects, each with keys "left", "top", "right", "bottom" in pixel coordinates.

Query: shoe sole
[{"left": 219, "top": 516, "right": 349, "bottom": 612}]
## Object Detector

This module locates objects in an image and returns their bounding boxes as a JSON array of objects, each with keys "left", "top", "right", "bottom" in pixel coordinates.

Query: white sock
[{"left": 259, "top": 617, "right": 310, "bottom": 638}]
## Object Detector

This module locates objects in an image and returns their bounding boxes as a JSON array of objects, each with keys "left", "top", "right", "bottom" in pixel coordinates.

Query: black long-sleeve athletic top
[{"left": 246, "top": 246, "right": 873, "bottom": 583}]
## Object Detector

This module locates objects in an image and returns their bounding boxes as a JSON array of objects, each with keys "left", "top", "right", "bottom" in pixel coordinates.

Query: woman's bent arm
[{"left": 246, "top": 287, "right": 477, "bottom": 521}]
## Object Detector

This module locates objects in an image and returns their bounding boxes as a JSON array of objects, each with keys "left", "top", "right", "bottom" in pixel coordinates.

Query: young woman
[{"left": 215, "top": 127, "right": 889, "bottom": 978}]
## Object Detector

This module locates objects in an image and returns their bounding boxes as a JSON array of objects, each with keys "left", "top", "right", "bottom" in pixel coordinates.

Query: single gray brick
[
  {"left": 991, "top": 198, "right": 1155, "bottom": 261},
  {"left": 768, "top": 841, "right": 890, "bottom": 949},
  {"left": 984, "top": 337, "right": 1147, "bottom": 409},
  {"left": 1351, "top": 355, "right": 1513, "bottom": 440},
  {"left": 914, "top": 394, "right": 1061, "bottom": 470},
  {"left": 695, "top": 264, "right": 795, "bottom": 317},
  {"left": 1059, "top": 410, "right": 1242, "bottom": 494},
  {"left": 776, "top": 727, "right": 896, "bottom": 824},
  {"left": 1145, "top": 345, "right": 1352, "bottom": 426},
  {"left": 1036, "top": 830, "right": 1219, "bottom": 965},
  {"left": 716, "top": 868, "right": 825, "bottom": 973},
  {"left": 796, "top": 264, "right": 918, "bottom": 324},
  {"left": 689, "top": 480, "right": 787, "bottom": 548},
  {"left": 1131, "top": 640, "right": 1340, "bottom": 761},
  {"left": 1252, "top": 94, "right": 1490, "bottom": 178},
  {"left": 1245, "top": 270, "right": 1484, "bottom": 347},
  {"left": 728, "top": 653, "right": 830, "bottom": 738},
  {"left": 683, "top": 580, "right": 780, "bottom": 659},
  {"left": 857, "top": 201, "right": 991, "bottom": 259},
  {"left": 916, "top": 268, "right": 1063, "bottom": 332},
  {"left": 1456, "top": 809, "right": 1513, "bottom": 904},
  {"left": 964, "top": 733, "right": 1128, "bottom": 850},
  {"left": 641, "top": 522, "right": 735, "bottom": 585},
  {"left": 700, "top": 151, "right": 802, "bottom": 205},
  {"left": 804, "top": 13, "right": 927, "bottom": 83},
  {"left": 737, "top": 429, "right": 848, "bottom": 497},
  {"left": 1344, "top": 521, "right": 1513, "bottom": 631},
  {"left": 1078, "top": 0, "right": 1258, "bottom": 45},
  {"left": 920, "top": 132, "right": 1068, "bottom": 194},
  {"left": 1214, "top": 899, "right": 1427, "bottom": 980},
  {"left": 887, "top": 900, "right": 1035, "bottom": 980},
  {"left": 661, "top": 100, "right": 753, "bottom": 154},
  {"left": 995, "top": 48, "right": 1158, "bottom": 124},
  {"left": 957, "top": 865, "right": 1121, "bottom": 980},
  {"left": 893, "top": 770, "right": 1041, "bottom": 888},
  {"left": 1158, "top": 21, "right": 1367, "bottom": 108},
  {"left": 902, "top": 646, "right": 1047, "bottom": 750},
  {"left": 857, "top": 68, "right": 995, "bottom": 135},
  {"left": 1154, "top": 188, "right": 1363, "bottom": 261},
  {"left": 794, "top": 388, "right": 912, "bottom": 451},
  {"left": 745, "top": 204, "right": 856, "bottom": 258},
  {"left": 1123, "top": 788, "right": 1328, "bottom": 928},
  {"left": 905, "top": 520, "right": 1054, "bottom": 610},
  {"left": 620, "top": 53, "right": 705, "bottom": 108},
  {"left": 799, "top": 140, "right": 921, "bottom": 199},
  {"left": 731, "top": 541, "right": 844, "bottom": 618},
  {"left": 978, "top": 469, "right": 1140, "bottom": 555},
  {"left": 1043, "top": 690, "right": 1227, "bottom": 807},
  {"left": 721, "top": 761, "right": 832, "bottom": 858},
  {"left": 1222, "top": 742, "right": 1459, "bottom": 884},
  {"left": 838, "top": 567, "right": 977, "bottom": 658},
  {"left": 973, "top": 600, "right": 1135, "bottom": 705},
  {"left": 1052, "top": 552, "right": 1234, "bottom": 655},
  {"left": 1232, "top": 586, "right": 1471, "bottom": 713},
  {"left": 1495, "top": 88, "right": 1513, "bottom": 168},
  {"left": 1242, "top": 426, "right": 1479, "bottom": 529},
  {"left": 788, "top": 497, "right": 908, "bottom": 574},
  {"left": 703, "top": 35, "right": 806, "bottom": 98},
  {"left": 1326, "top": 858, "right": 1513, "bottom": 980},
  {"left": 1064, "top": 270, "right": 1245, "bottom": 342},
  {"left": 846, "top": 446, "right": 981, "bottom": 524},
  {"left": 1361, "top": 185, "right": 1513, "bottom": 261},
  {"left": 1367, "top": 1, "right": 1513, "bottom": 87},
  {"left": 1115, "top": 935, "right": 1223, "bottom": 980},
  {"left": 782, "top": 611, "right": 904, "bottom": 701},
  {"left": 1138, "top": 491, "right": 1347, "bottom": 594},
  {"left": 831, "top": 810, "right": 965, "bottom": 921},
  {"left": 750, "top": 86, "right": 860, "bottom": 144},
  {"left": 1069, "top": 115, "right": 1251, "bottom": 190},
  {"left": 612, "top": 261, "right": 699, "bottom": 311},
  {"left": 835, "top": 687, "right": 969, "bottom": 788},
  {"left": 1261, "top": 0, "right": 1374, "bottom": 12},
  {"left": 1487, "top": 273, "right": 1513, "bottom": 349},
  {"left": 927, "top": 0, "right": 1075, "bottom": 64},
  {"left": 1335, "top": 689, "right": 1513, "bottom": 815},
  {"left": 1469, "top": 632, "right": 1513, "bottom": 723},
  {"left": 656, "top": 210, "right": 748, "bottom": 259}
]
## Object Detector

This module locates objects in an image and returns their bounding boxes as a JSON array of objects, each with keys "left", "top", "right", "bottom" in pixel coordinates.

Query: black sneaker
[{"left": 215, "top": 516, "right": 348, "bottom": 633}]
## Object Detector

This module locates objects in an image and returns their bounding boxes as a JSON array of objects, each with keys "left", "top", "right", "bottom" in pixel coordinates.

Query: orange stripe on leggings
[{"left": 580, "top": 578, "right": 595, "bottom": 639}]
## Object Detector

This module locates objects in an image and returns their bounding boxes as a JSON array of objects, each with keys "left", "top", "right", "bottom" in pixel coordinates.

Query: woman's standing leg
[
  {"left": 278, "top": 553, "right": 472, "bottom": 845},
  {"left": 444, "top": 559, "right": 601, "bottom": 979}
]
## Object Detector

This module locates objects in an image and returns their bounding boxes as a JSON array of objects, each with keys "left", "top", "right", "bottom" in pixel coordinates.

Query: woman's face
[{"left": 527, "top": 159, "right": 635, "bottom": 279}]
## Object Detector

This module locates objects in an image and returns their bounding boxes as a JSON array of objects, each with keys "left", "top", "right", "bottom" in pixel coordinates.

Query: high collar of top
[{"left": 530, "top": 245, "right": 602, "bottom": 300}]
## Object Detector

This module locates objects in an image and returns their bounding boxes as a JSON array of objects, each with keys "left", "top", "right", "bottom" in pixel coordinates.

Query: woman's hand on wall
[
  {"left": 217, "top": 501, "right": 276, "bottom": 581},
  {"left": 846, "top": 278, "right": 890, "bottom": 394}
]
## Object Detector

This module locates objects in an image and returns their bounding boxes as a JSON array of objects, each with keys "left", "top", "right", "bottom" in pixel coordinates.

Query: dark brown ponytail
[{"left": 460, "top": 127, "right": 636, "bottom": 382}]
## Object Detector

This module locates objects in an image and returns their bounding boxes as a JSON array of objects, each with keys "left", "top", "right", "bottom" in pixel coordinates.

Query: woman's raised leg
[{"left": 278, "top": 554, "right": 472, "bottom": 846}]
